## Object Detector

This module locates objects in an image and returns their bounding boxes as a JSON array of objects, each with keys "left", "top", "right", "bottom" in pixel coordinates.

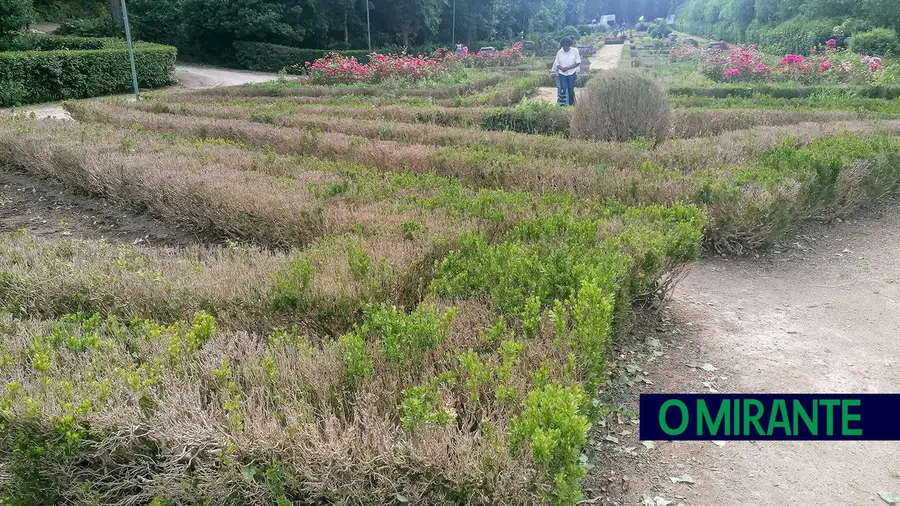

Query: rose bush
[
  {"left": 700, "top": 44, "right": 885, "bottom": 85},
  {"left": 700, "top": 46, "right": 772, "bottom": 82},
  {"left": 670, "top": 46, "right": 699, "bottom": 62},
  {"left": 302, "top": 52, "right": 446, "bottom": 85}
]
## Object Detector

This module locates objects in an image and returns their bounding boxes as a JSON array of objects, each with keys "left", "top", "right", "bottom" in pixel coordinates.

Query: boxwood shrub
[
  {"left": 668, "top": 84, "right": 900, "bottom": 100},
  {"left": 0, "top": 36, "right": 176, "bottom": 106},
  {"left": 233, "top": 41, "right": 372, "bottom": 73}
]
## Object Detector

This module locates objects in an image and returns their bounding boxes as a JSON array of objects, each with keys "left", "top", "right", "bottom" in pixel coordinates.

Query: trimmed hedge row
[
  {"left": 233, "top": 41, "right": 372, "bottom": 73},
  {"left": 0, "top": 34, "right": 106, "bottom": 52},
  {"left": 0, "top": 37, "right": 177, "bottom": 107},
  {"left": 668, "top": 84, "right": 900, "bottom": 100}
]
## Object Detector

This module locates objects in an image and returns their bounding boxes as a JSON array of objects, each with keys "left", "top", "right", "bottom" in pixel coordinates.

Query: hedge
[
  {"left": 0, "top": 38, "right": 177, "bottom": 107},
  {"left": 667, "top": 84, "right": 900, "bottom": 100},
  {"left": 481, "top": 101, "right": 572, "bottom": 135},
  {"left": 0, "top": 34, "right": 106, "bottom": 52},
  {"left": 233, "top": 41, "right": 372, "bottom": 73}
]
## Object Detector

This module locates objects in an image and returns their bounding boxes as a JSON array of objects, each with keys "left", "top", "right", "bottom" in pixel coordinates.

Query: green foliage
[
  {"left": 0, "top": 38, "right": 176, "bottom": 107},
  {"left": 234, "top": 41, "right": 372, "bottom": 73},
  {"left": 57, "top": 17, "right": 118, "bottom": 38},
  {"left": 850, "top": 28, "right": 899, "bottom": 57},
  {"left": 480, "top": 100, "right": 571, "bottom": 136},
  {"left": 0, "top": 0, "right": 34, "bottom": 36},
  {"left": 354, "top": 303, "right": 458, "bottom": 363},
  {"left": 127, "top": 0, "right": 182, "bottom": 47},
  {"left": 558, "top": 25, "right": 581, "bottom": 40},
  {"left": 649, "top": 22, "right": 673, "bottom": 39},
  {"left": 509, "top": 383, "right": 591, "bottom": 505},
  {"left": 400, "top": 380, "right": 455, "bottom": 430},
  {"left": 338, "top": 332, "right": 373, "bottom": 383}
]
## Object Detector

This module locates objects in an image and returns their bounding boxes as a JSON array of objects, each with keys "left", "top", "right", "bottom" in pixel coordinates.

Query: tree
[{"left": 0, "top": 0, "right": 34, "bottom": 35}]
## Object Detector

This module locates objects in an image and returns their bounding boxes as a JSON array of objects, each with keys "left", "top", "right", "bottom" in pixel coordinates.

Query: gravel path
[{"left": 609, "top": 201, "right": 900, "bottom": 506}]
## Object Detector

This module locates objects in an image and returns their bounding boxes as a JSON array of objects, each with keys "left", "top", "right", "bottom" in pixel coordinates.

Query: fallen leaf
[
  {"left": 603, "top": 435, "right": 620, "bottom": 444},
  {"left": 700, "top": 363, "right": 718, "bottom": 372},
  {"left": 641, "top": 440, "right": 656, "bottom": 450},
  {"left": 879, "top": 491, "right": 900, "bottom": 504},
  {"left": 654, "top": 496, "right": 674, "bottom": 506},
  {"left": 647, "top": 338, "right": 661, "bottom": 348},
  {"left": 395, "top": 493, "right": 409, "bottom": 503},
  {"left": 641, "top": 494, "right": 655, "bottom": 506},
  {"left": 669, "top": 475, "right": 696, "bottom": 484},
  {"left": 626, "top": 364, "right": 642, "bottom": 373},
  {"left": 712, "top": 440, "right": 727, "bottom": 447}
]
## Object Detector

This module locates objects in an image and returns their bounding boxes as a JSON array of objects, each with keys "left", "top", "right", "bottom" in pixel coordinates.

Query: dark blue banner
[{"left": 640, "top": 394, "right": 900, "bottom": 440}]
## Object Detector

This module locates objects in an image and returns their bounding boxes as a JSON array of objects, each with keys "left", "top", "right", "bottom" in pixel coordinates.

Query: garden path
[
  {"left": 2, "top": 65, "right": 280, "bottom": 121},
  {"left": 598, "top": 200, "right": 900, "bottom": 506},
  {"left": 531, "top": 42, "right": 624, "bottom": 103}
]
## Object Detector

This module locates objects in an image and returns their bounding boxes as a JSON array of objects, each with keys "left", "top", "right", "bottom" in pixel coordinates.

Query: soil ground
[
  {"left": 588, "top": 198, "right": 900, "bottom": 506},
  {"left": 0, "top": 169, "right": 205, "bottom": 246},
  {"left": 532, "top": 43, "right": 624, "bottom": 103}
]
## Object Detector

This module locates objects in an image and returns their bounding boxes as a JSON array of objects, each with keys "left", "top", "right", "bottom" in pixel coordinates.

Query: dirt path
[
  {"left": 532, "top": 43, "right": 623, "bottom": 103},
  {"left": 603, "top": 201, "right": 900, "bottom": 506},
  {"left": 0, "top": 169, "right": 206, "bottom": 246},
  {"left": 3, "top": 65, "right": 280, "bottom": 121}
]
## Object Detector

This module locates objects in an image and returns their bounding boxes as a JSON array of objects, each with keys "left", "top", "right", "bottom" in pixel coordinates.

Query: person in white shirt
[{"left": 552, "top": 37, "right": 581, "bottom": 106}]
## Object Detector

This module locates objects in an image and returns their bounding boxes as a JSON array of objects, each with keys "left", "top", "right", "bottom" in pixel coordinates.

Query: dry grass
[
  {"left": 669, "top": 108, "right": 886, "bottom": 139},
  {"left": 571, "top": 69, "right": 671, "bottom": 143},
  {"left": 183, "top": 75, "right": 510, "bottom": 101},
  {"left": 0, "top": 302, "right": 543, "bottom": 505}
]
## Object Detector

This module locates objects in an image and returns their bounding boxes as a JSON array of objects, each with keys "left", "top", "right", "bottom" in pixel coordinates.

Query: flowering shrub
[
  {"left": 699, "top": 44, "right": 885, "bottom": 85},
  {"left": 302, "top": 52, "right": 446, "bottom": 85},
  {"left": 446, "top": 42, "right": 526, "bottom": 68},
  {"left": 700, "top": 46, "right": 772, "bottom": 82},
  {"left": 778, "top": 45, "right": 884, "bottom": 84},
  {"left": 669, "top": 46, "right": 699, "bottom": 62}
]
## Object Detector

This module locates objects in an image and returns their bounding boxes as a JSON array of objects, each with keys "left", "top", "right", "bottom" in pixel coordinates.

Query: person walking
[{"left": 552, "top": 37, "right": 581, "bottom": 106}]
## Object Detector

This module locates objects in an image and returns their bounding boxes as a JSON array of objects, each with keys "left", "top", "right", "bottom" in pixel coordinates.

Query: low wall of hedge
[
  {"left": 0, "top": 36, "right": 177, "bottom": 107},
  {"left": 234, "top": 41, "right": 372, "bottom": 73},
  {"left": 668, "top": 84, "right": 900, "bottom": 100}
]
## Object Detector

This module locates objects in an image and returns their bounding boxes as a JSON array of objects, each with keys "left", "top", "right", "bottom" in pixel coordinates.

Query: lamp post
[
  {"left": 120, "top": 0, "right": 140, "bottom": 101},
  {"left": 366, "top": 0, "right": 372, "bottom": 52},
  {"left": 451, "top": 0, "right": 456, "bottom": 47}
]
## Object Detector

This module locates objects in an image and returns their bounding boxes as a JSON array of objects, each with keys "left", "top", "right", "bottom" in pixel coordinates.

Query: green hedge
[
  {"left": 0, "top": 39, "right": 177, "bottom": 107},
  {"left": 481, "top": 101, "right": 571, "bottom": 135},
  {"left": 0, "top": 34, "right": 106, "bottom": 52},
  {"left": 668, "top": 84, "right": 900, "bottom": 100},
  {"left": 233, "top": 41, "right": 372, "bottom": 73}
]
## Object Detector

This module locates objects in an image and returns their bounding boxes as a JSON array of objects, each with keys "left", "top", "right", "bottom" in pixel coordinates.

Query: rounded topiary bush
[
  {"left": 850, "top": 28, "right": 898, "bottom": 57},
  {"left": 570, "top": 69, "right": 671, "bottom": 143}
]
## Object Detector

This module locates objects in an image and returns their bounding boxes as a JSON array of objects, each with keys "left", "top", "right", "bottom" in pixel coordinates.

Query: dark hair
[{"left": 560, "top": 37, "right": 573, "bottom": 47}]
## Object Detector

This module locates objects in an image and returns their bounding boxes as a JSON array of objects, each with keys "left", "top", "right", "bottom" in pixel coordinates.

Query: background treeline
[
  {"left": 15, "top": 0, "right": 683, "bottom": 64},
  {"left": 677, "top": 0, "right": 900, "bottom": 54}
]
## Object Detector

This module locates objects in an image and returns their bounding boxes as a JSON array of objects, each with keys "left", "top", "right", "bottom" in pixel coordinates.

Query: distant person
[
  {"left": 462, "top": 45, "right": 468, "bottom": 55},
  {"left": 552, "top": 37, "right": 581, "bottom": 106}
]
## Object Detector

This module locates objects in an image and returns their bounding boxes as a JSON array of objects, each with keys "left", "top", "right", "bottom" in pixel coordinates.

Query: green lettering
[
  {"left": 660, "top": 400, "right": 689, "bottom": 436},
  {"left": 698, "top": 399, "right": 729, "bottom": 436},
  {"left": 841, "top": 399, "right": 863, "bottom": 436},
  {"left": 733, "top": 396, "right": 739, "bottom": 436},
  {"left": 820, "top": 399, "right": 840, "bottom": 436},
  {"left": 793, "top": 399, "right": 818, "bottom": 435},
  {"left": 743, "top": 399, "right": 765, "bottom": 436},
  {"left": 767, "top": 399, "right": 791, "bottom": 436}
]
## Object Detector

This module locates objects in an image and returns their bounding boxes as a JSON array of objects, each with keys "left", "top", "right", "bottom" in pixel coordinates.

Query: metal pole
[
  {"left": 451, "top": 0, "right": 456, "bottom": 47},
  {"left": 120, "top": 0, "right": 140, "bottom": 101},
  {"left": 366, "top": 0, "right": 372, "bottom": 52}
]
